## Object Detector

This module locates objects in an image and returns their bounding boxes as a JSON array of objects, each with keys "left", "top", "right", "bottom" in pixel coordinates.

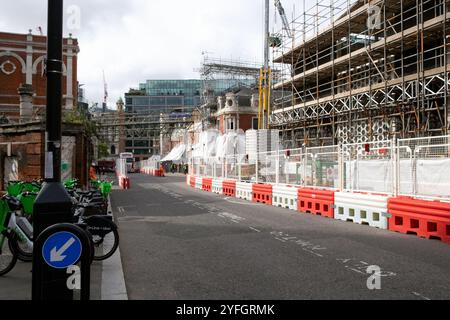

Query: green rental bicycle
[{"left": 0, "top": 196, "right": 34, "bottom": 276}]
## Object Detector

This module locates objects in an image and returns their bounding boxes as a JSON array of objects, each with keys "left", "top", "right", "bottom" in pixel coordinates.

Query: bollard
[{"left": 32, "top": 223, "right": 92, "bottom": 300}]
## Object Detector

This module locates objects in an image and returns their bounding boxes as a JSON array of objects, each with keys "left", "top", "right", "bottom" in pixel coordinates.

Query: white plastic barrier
[
  {"left": 212, "top": 179, "right": 223, "bottom": 194},
  {"left": 334, "top": 191, "right": 389, "bottom": 229},
  {"left": 186, "top": 174, "right": 190, "bottom": 185},
  {"left": 195, "top": 177, "right": 203, "bottom": 189},
  {"left": 236, "top": 182, "right": 252, "bottom": 201},
  {"left": 273, "top": 185, "right": 298, "bottom": 210}
]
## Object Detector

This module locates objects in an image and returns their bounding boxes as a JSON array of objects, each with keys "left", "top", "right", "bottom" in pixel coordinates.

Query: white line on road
[
  {"left": 303, "top": 249, "right": 324, "bottom": 258},
  {"left": 249, "top": 227, "right": 261, "bottom": 233},
  {"left": 224, "top": 197, "right": 258, "bottom": 205},
  {"left": 412, "top": 292, "right": 431, "bottom": 300}
]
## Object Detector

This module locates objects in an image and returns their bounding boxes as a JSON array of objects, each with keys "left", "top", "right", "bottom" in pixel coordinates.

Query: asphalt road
[{"left": 111, "top": 173, "right": 450, "bottom": 300}]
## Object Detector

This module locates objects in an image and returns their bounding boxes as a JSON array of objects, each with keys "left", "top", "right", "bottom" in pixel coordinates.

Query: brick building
[
  {"left": 214, "top": 88, "right": 259, "bottom": 134},
  {"left": 0, "top": 30, "right": 79, "bottom": 121},
  {"left": 0, "top": 122, "right": 92, "bottom": 190}
]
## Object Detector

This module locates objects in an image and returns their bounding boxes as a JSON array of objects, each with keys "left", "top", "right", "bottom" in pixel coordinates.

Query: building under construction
[{"left": 271, "top": 0, "right": 450, "bottom": 148}]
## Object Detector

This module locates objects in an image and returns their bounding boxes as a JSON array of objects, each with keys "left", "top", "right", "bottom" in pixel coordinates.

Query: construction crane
[
  {"left": 259, "top": 0, "right": 290, "bottom": 129},
  {"left": 274, "top": 0, "right": 292, "bottom": 39}
]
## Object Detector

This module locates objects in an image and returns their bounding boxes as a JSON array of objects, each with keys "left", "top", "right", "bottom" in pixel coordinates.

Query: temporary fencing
[
  {"left": 252, "top": 183, "right": 273, "bottom": 205},
  {"left": 298, "top": 188, "right": 335, "bottom": 218},
  {"left": 222, "top": 180, "right": 236, "bottom": 197},
  {"left": 236, "top": 182, "right": 252, "bottom": 201},
  {"left": 212, "top": 178, "right": 223, "bottom": 194},
  {"left": 334, "top": 191, "right": 389, "bottom": 229},
  {"left": 195, "top": 177, "right": 202, "bottom": 190},
  {"left": 116, "top": 158, "right": 130, "bottom": 190},
  {"left": 272, "top": 185, "right": 298, "bottom": 210},
  {"left": 388, "top": 197, "right": 450, "bottom": 243},
  {"left": 202, "top": 178, "right": 212, "bottom": 192}
]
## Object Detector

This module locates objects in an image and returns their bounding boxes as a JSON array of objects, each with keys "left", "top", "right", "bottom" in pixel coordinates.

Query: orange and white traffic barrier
[
  {"left": 189, "top": 176, "right": 196, "bottom": 188},
  {"left": 212, "top": 179, "right": 223, "bottom": 194},
  {"left": 236, "top": 182, "right": 252, "bottom": 201},
  {"left": 202, "top": 178, "right": 212, "bottom": 192},
  {"left": 223, "top": 180, "right": 236, "bottom": 197},
  {"left": 273, "top": 185, "right": 298, "bottom": 210},
  {"left": 252, "top": 183, "right": 273, "bottom": 205},
  {"left": 298, "top": 188, "right": 335, "bottom": 218},
  {"left": 195, "top": 177, "right": 202, "bottom": 189},
  {"left": 334, "top": 191, "right": 389, "bottom": 229},
  {"left": 388, "top": 197, "right": 450, "bottom": 243}
]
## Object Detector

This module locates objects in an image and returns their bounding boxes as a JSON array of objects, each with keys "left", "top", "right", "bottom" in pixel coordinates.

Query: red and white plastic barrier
[
  {"left": 388, "top": 197, "right": 450, "bottom": 243},
  {"left": 202, "top": 178, "right": 212, "bottom": 192},
  {"left": 273, "top": 185, "right": 298, "bottom": 210},
  {"left": 298, "top": 188, "right": 335, "bottom": 218},
  {"left": 195, "top": 177, "right": 202, "bottom": 189},
  {"left": 252, "top": 184, "right": 273, "bottom": 205},
  {"left": 334, "top": 191, "right": 389, "bottom": 229},
  {"left": 223, "top": 180, "right": 236, "bottom": 197},
  {"left": 212, "top": 179, "right": 223, "bottom": 194},
  {"left": 185, "top": 174, "right": 450, "bottom": 245},
  {"left": 236, "top": 182, "right": 252, "bottom": 201}
]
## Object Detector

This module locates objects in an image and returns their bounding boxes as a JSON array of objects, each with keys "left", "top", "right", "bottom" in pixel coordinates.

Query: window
[
  {"left": 226, "top": 117, "right": 235, "bottom": 131},
  {"left": 252, "top": 117, "right": 258, "bottom": 130}
]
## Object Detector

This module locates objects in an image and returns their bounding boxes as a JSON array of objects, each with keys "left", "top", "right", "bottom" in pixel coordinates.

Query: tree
[{"left": 98, "top": 142, "right": 109, "bottom": 159}]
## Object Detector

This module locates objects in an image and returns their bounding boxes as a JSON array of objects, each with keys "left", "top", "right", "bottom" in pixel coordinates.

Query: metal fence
[{"left": 188, "top": 135, "right": 450, "bottom": 201}]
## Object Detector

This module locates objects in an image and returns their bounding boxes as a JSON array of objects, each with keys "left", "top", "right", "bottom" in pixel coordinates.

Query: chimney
[{"left": 18, "top": 83, "right": 34, "bottom": 122}]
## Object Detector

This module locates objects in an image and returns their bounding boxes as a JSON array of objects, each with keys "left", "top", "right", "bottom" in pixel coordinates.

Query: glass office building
[{"left": 126, "top": 80, "right": 202, "bottom": 115}]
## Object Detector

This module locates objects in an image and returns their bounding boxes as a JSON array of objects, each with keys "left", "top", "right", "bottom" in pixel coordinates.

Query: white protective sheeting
[
  {"left": 344, "top": 159, "right": 393, "bottom": 193},
  {"left": 415, "top": 158, "right": 450, "bottom": 198},
  {"left": 345, "top": 158, "right": 450, "bottom": 198},
  {"left": 161, "top": 144, "right": 186, "bottom": 163},
  {"left": 216, "top": 131, "right": 246, "bottom": 162}
]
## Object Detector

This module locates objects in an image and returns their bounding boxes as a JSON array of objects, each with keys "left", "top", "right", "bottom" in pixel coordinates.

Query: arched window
[{"left": 110, "top": 145, "right": 116, "bottom": 155}]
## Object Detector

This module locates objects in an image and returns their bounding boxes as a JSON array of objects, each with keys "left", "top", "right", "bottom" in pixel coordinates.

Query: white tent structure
[{"left": 161, "top": 144, "right": 187, "bottom": 163}]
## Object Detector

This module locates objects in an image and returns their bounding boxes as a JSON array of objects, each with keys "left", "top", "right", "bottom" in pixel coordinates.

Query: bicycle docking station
[{"left": 32, "top": 183, "right": 93, "bottom": 300}]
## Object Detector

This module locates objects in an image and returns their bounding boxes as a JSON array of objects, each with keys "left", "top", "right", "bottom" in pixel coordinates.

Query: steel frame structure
[{"left": 271, "top": 0, "right": 450, "bottom": 148}]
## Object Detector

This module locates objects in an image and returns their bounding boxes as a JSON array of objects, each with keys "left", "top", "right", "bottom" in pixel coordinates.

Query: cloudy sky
[{"left": 1, "top": 0, "right": 308, "bottom": 108}]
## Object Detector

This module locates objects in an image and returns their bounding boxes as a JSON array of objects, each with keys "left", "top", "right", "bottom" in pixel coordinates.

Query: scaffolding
[{"left": 271, "top": 0, "right": 450, "bottom": 148}]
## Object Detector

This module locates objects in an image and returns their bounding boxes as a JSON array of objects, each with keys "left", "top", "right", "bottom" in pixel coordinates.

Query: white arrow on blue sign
[{"left": 42, "top": 231, "right": 82, "bottom": 269}]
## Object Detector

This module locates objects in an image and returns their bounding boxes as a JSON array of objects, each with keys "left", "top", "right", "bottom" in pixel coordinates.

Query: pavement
[
  {"left": 112, "top": 173, "right": 450, "bottom": 300},
  {"left": 1, "top": 185, "right": 127, "bottom": 301}
]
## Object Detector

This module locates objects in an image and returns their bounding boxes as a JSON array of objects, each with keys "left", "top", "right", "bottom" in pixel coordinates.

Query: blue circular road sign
[{"left": 42, "top": 231, "right": 82, "bottom": 269}]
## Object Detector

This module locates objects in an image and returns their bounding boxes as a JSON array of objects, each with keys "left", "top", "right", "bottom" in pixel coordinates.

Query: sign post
[
  {"left": 32, "top": 0, "right": 77, "bottom": 300},
  {"left": 32, "top": 224, "right": 92, "bottom": 301}
]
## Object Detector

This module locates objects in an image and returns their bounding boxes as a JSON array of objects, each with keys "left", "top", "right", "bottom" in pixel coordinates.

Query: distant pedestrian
[{"left": 89, "top": 162, "right": 98, "bottom": 181}]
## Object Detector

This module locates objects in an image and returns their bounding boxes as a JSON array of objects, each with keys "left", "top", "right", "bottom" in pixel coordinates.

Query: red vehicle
[{"left": 98, "top": 160, "right": 116, "bottom": 173}]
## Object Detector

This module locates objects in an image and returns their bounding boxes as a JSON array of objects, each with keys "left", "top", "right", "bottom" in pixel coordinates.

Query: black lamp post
[{"left": 32, "top": 0, "right": 75, "bottom": 300}]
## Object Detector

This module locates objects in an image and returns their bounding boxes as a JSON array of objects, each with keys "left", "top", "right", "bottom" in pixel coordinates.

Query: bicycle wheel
[
  {"left": 9, "top": 235, "right": 32, "bottom": 262},
  {"left": 0, "top": 232, "right": 18, "bottom": 276},
  {"left": 91, "top": 223, "right": 119, "bottom": 261}
]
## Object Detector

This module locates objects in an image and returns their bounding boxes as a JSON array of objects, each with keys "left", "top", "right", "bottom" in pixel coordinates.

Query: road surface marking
[
  {"left": 412, "top": 292, "right": 431, "bottom": 300},
  {"left": 223, "top": 197, "right": 257, "bottom": 205},
  {"left": 303, "top": 249, "right": 324, "bottom": 257},
  {"left": 249, "top": 227, "right": 261, "bottom": 233}
]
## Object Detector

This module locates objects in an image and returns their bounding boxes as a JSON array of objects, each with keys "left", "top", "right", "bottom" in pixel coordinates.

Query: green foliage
[
  {"left": 63, "top": 108, "right": 98, "bottom": 138},
  {"left": 98, "top": 142, "right": 109, "bottom": 159}
]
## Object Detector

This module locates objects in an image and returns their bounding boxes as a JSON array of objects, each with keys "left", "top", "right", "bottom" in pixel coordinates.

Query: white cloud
[{"left": 0, "top": 0, "right": 309, "bottom": 107}]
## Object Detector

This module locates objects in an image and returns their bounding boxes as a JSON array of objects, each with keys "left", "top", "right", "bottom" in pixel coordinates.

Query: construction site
[
  {"left": 271, "top": 0, "right": 450, "bottom": 147},
  {"left": 3, "top": 0, "right": 450, "bottom": 304}
]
